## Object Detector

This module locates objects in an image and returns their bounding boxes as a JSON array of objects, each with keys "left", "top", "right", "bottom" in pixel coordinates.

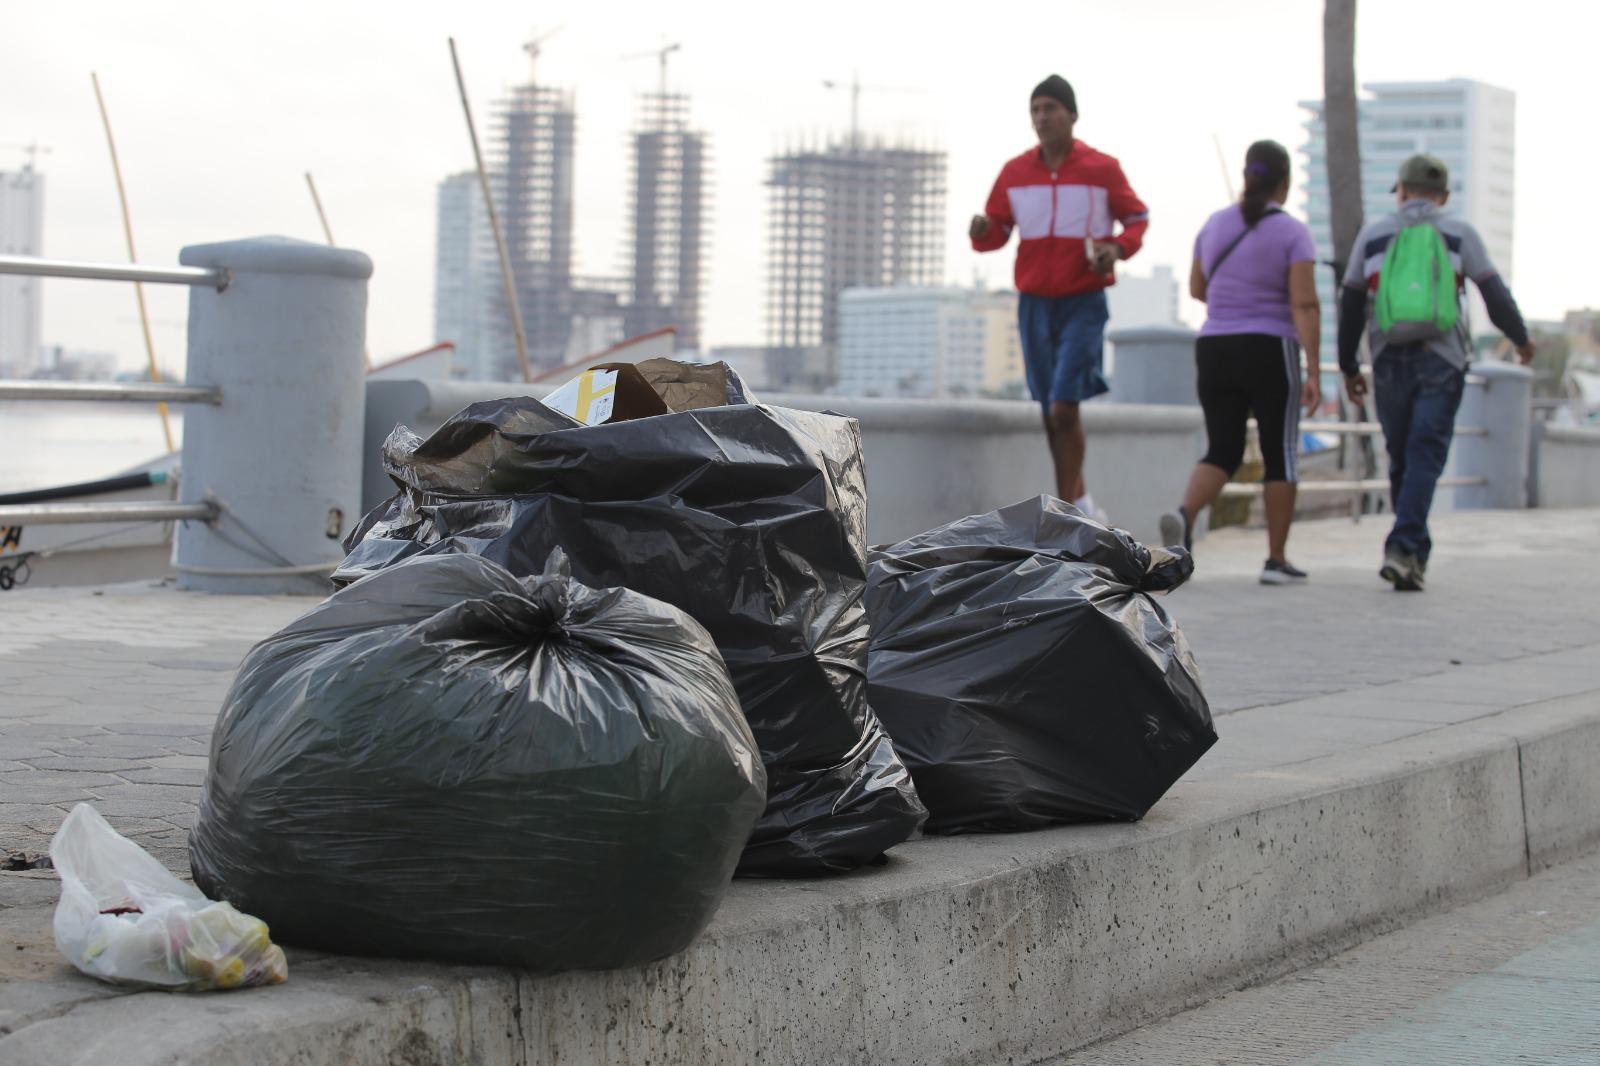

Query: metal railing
[
  {"left": 0, "top": 500, "right": 217, "bottom": 526},
  {"left": 0, "top": 253, "right": 227, "bottom": 290},
  {"left": 0, "top": 380, "right": 221, "bottom": 404},
  {"left": 0, "top": 252, "right": 227, "bottom": 529},
  {"left": 1222, "top": 416, "right": 1489, "bottom": 499},
  {"left": 1219, "top": 475, "right": 1484, "bottom": 499},
  {"left": 1296, "top": 419, "right": 1487, "bottom": 439}
]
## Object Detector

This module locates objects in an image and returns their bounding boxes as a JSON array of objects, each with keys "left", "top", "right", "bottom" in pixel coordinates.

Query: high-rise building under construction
[
  {"left": 487, "top": 77, "right": 589, "bottom": 374},
  {"left": 623, "top": 87, "right": 707, "bottom": 352},
  {"left": 765, "top": 137, "right": 946, "bottom": 390}
]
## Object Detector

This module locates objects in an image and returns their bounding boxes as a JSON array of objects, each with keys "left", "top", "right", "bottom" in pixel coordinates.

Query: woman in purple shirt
[{"left": 1160, "top": 140, "right": 1322, "bottom": 585}]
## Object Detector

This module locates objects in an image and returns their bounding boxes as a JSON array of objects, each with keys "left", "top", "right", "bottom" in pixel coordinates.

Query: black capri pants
[{"left": 1195, "top": 333, "right": 1302, "bottom": 482}]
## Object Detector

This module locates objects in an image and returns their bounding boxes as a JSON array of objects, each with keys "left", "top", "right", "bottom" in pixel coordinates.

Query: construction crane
[
  {"left": 621, "top": 41, "right": 683, "bottom": 98},
  {"left": 522, "top": 25, "right": 563, "bottom": 83},
  {"left": 0, "top": 142, "right": 52, "bottom": 169},
  {"left": 821, "top": 72, "right": 924, "bottom": 150}
]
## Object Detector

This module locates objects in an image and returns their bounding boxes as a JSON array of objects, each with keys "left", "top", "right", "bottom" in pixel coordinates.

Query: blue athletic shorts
[{"left": 1018, "top": 290, "right": 1110, "bottom": 406}]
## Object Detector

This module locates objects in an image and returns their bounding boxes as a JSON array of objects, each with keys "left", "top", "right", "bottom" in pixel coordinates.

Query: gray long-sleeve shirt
[{"left": 1337, "top": 199, "right": 1529, "bottom": 376}]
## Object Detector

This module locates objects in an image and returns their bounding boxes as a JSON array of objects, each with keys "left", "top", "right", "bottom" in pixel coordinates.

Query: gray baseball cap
[{"left": 1392, "top": 153, "right": 1449, "bottom": 193}]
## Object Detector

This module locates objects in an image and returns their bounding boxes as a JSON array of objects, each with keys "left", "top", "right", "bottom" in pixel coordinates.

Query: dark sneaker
[
  {"left": 1380, "top": 550, "right": 1423, "bottom": 591},
  {"left": 1159, "top": 506, "right": 1193, "bottom": 552},
  {"left": 1259, "top": 558, "right": 1308, "bottom": 585}
]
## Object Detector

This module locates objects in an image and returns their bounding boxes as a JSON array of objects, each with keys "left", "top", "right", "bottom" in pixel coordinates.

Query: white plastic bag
[{"left": 50, "top": 803, "right": 287, "bottom": 991}]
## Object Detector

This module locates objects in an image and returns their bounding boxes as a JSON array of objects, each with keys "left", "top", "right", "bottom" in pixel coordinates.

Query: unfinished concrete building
[
  {"left": 623, "top": 90, "right": 707, "bottom": 352},
  {"left": 765, "top": 138, "right": 946, "bottom": 391},
  {"left": 487, "top": 80, "right": 583, "bottom": 374}
]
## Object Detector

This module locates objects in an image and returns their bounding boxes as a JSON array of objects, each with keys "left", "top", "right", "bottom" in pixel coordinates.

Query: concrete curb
[{"left": 4, "top": 691, "right": 1598, "bottom": 1066}]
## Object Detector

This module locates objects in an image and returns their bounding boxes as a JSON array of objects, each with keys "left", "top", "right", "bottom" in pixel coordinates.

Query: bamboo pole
[
  {"left": 304, "top": 172, "right": 373, "bottom": 371},
  {"left": 91, "top": 72, "right": 175, "bottom": 453},
  {"left": 1211, "top": 133, "right": 1235, "bottom": 201},
  {"left": 448, "top": 37, "right": 532, "bottom": 383},
  {"left": 304, "top": 171, "right": 336, "bottom": 244}
]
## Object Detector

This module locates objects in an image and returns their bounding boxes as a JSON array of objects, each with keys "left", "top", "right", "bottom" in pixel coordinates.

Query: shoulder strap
[{"left": 1206, "top": 207, "right": 1283, "bottom": 280}]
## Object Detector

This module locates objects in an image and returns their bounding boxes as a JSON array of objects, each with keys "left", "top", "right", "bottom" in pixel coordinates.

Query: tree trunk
[{"left": 1323, "top": 0, "right": 1363, "bottom": 277}]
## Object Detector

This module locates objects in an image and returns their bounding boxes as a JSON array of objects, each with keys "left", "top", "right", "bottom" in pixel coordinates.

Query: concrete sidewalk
[{"left": 3, "top": 509, "right": 1599, "bottom": 1064}]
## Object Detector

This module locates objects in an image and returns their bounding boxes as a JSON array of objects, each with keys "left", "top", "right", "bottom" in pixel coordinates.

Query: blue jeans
[{"left": 1372, "top": 345, "right": 1465, "bottom": 565}]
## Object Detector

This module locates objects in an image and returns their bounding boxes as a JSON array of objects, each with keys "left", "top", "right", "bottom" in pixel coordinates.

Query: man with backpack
[{"left": 1338, "top": 154, "right": 1534, "bottom": 591}]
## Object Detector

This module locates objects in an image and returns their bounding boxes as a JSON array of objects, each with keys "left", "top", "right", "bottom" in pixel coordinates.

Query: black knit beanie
[{"left": 1031, "top": 75, "right": 1077, "bottom": 115}]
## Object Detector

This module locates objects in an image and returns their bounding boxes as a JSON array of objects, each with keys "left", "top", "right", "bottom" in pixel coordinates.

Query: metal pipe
[
  {"left": 0, "top": 469, "right": 169, "bottom": 506},
  {"left": 0, "top": 380, "right": 220, "bottom": 404},
  {"left": 0, "top": 254, "right": 227, "bottom": 289},
  {"left": 0, "top": 500, "right": 217, "bottom": 525},
  {"left": 1219, "top": 475, "right": 1484, "bottom": 498},
  {"left": 1249, "top": 420, "right": 1488, "bottom": 438}
]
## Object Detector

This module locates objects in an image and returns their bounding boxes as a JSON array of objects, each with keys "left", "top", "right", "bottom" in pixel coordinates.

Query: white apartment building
[
  {"left": 1301, "top": 79, "right": 1516, "bottom": 354},
  {"left": 0, "top": 166, "right": 44, "bottom": 375},
  {"left": 838, "top": 286, "right": 1023, "bottom": 399}
]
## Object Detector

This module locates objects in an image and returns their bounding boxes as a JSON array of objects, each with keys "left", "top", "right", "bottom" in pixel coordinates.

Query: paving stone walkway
[{"left": 2, "top": 507, "right": 1597, "bottom": 897}]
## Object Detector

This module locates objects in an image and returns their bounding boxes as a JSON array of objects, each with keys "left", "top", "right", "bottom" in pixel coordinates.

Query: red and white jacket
[{"left": 973, "top": 140, "right": 1149, "bottom": 298}]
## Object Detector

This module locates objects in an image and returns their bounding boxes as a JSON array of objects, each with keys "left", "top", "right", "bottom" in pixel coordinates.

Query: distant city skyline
[{"left": 5, "top": 1, "right": 1596, "bottom": 373}]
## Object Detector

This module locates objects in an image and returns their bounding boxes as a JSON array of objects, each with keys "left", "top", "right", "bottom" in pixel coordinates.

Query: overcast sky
[{"left": 6, "top": 0, "right": 1595, "bottom": 374}]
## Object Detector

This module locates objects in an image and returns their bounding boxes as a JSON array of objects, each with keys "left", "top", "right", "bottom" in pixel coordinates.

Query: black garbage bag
[
  {"left": 866, "top": 496, "right": 1215, "bottom": 834},
  {"left": 339, "top": 366, "right": 926, "bottom": 877},
  {"left": 188, "top": 552, "right": 766, "bottom": 971}
]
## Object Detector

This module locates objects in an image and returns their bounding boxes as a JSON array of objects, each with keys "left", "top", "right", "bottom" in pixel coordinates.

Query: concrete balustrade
[
  {"left": 1109, "top": 326, "right": 1545, "bottom": 515},
  {"left": 1106, "top": 325, "right": 1201, "bottom": 406},
  {"left": 1529, "top": 422, "right": 1600, "bottom": 508},
  {"left": 361, "top": 381, "right": 1204, "bottom": 546},
  {"left": 1450, "top": 360, "right": 1533, "bottom": 510}
]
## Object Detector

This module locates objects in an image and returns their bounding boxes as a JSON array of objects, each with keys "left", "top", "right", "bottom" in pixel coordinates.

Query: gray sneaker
[
  {"left": 1159, "top": 507, "right": 1193, "bottom": 552},
  {"left": 1380, "top": 549, "right": 1423, "bottom": 592}
]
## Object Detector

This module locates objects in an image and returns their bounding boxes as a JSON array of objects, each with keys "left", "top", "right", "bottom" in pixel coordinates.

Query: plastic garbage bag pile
[
  {"left": 189, "top": 552, "right": 765, "bottom": 971},
  {"left": 335, "top": 359, "right": 925, "bottom": 877},
  {"left": 117, "top": 357, "right": 1215, "bottom": 983},
  {"left": 866, "top": 496, "right": 1215, "bottom": 834}
]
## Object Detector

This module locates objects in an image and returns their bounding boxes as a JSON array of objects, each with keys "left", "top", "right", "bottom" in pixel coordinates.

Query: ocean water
[{"left": 3, "top": 403, "right": 182, "bottom": 494}]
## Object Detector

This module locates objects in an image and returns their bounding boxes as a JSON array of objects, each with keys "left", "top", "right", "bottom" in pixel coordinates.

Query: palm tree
[
  {"left": 1323, "top": 0, "right": 1378, "bottom": 492},
  {"left": 1323, "top": 0, "right": 1363, "bottom": 276}
]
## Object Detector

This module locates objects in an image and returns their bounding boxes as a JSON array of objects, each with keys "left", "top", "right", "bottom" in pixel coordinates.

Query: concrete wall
[
  {"left": 361, "top": 382, "right": 1205, "bottom": 546},
  {"left": 1529, "top": 423, "right": 1600, "bottom": 508}
]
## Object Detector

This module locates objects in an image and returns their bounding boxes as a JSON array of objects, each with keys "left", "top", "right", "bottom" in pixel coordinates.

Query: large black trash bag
[
  {"left": 338, "top": 370, "right": 926, "bottom": 877},
  {"left": 866, "top": 496, "right": 1215, "bottom": 834},
  {"left": 189, "top": 552, "right": 767, "bottom": 971}
]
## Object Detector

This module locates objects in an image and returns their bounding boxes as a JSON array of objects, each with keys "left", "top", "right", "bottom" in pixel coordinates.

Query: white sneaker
[{"left": 1259, "top": 558, "right": 1309, "bottom": 585}]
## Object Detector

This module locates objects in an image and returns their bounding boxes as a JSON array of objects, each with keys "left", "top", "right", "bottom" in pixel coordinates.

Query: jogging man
[
  {"left": 1339, "top": 154, "right": 1533, "bottom": 591},
  {"left": 970, "top": 75, "right": 1148, "bottom": 521}
]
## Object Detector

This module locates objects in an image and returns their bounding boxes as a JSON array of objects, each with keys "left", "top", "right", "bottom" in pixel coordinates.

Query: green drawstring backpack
[{"left": 1375, "top": 223, "right": 1459, "bottom": 342}]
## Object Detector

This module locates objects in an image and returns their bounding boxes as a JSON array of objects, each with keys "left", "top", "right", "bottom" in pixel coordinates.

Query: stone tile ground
[{"left": 2, "top": 508, "right": 1598, "bottom": 891}]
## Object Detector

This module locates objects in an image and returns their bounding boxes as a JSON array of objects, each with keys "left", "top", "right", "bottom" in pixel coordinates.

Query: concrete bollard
[
  {"left": 175, "top": 236, "right": 372, "bottom": 593},
  {"left": 1107, "top": 325, "right": 1198, "bottom": 406},
  {"left": 1451, "top": 360, "right": 1532, "bottom": 510}
]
